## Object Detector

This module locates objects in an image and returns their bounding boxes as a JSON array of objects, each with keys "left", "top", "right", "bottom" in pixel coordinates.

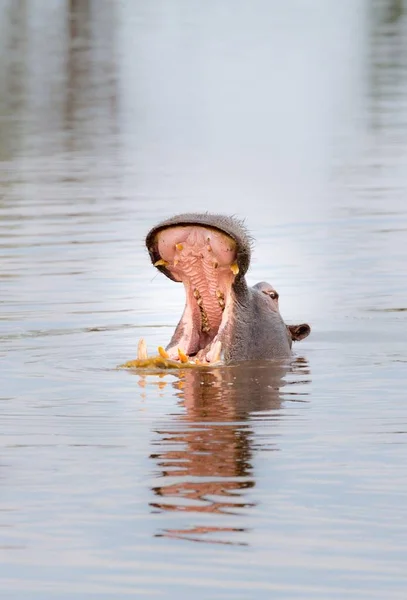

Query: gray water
[{"left": 1, "top": 1, "right": 407, "bottom": 598}]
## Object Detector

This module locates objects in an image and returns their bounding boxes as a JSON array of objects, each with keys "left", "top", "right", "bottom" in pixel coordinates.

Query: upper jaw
[{"left": 146, "top": 212, "right": 252, "bottom": 283}]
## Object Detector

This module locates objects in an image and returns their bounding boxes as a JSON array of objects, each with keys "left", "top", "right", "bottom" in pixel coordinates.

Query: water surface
[{"left": 1, "top": 1, "right": 407, "bottom": 598}]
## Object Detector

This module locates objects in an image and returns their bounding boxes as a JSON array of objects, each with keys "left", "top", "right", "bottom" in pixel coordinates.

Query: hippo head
[{"left": 143, "top": 213, "right": 310, "bottom": 366}]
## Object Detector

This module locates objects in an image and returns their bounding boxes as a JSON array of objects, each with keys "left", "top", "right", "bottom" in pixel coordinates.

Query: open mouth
[
  {"left": 120, "top": 213, "right": 310, "bottom": 370},
  {"left": 147, "top": 224, "right": 241, "bottom": 364}
]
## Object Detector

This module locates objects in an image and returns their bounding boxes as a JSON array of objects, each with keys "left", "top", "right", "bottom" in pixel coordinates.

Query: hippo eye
[{"left": 264, "top": 290, "right": 279, "bottom": 300}]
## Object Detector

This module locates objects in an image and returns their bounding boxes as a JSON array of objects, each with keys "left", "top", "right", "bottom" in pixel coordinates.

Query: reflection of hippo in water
[
  {"left": 148, "top": 359, "right": 311, "bottom": 543},
  {"left": 145, "top": 213, "right": 310, "bottom": 365}
]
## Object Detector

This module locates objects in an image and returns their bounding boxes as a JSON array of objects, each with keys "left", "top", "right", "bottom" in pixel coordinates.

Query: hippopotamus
[{"left": 139, "top": 213, "right": 310, "bottom": 366}]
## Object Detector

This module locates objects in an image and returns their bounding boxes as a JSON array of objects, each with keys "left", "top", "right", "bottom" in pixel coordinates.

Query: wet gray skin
[{"left": 146, "top": 213, "right": 311, "bottom": 363}]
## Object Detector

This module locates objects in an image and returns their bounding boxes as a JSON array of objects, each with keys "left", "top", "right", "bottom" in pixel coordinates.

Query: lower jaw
[
  {"left": 119, "top": 338, "right": 224, "bottom": 370},
  {"left": 120, "top": 280, "right": 235, "bottom": 369}
]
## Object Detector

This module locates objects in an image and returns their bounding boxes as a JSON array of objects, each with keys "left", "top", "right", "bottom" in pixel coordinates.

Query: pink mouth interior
[{"left": 154, "top": 225, "right": 238, "bottom": 360}]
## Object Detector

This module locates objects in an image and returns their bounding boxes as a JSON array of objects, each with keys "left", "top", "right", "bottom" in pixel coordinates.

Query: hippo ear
[{"left": 288, "top": 323, "right": 311, "bottom": 342}]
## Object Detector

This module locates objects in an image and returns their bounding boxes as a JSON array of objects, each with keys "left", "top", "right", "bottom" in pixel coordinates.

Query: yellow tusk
[
  {"left": 158, "top": 346, "right": 169, "bottom": 359},
  {"left": 154, "top": 259, "right": 168, "bottom": 267},
  {"left": 230, "top": 262, "right": 239, "bottom": 275},
  {"left": 175, "top": 243, "right": 183, "bottom": 251},
  {"left": 178, "top": 348, "right": 188, "bottom": 363}
]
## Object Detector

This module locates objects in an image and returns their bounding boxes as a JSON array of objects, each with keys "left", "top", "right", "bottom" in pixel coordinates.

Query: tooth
[
  {"left": 154, "top": 259, "right": 168, "bottom": 267},
  {"left": 137, "top": 338, "right": 148, "bottom": 360},
  {"left": 207, "top": 244, "right": 212, "bottom": 252},
  {"left": 213, "top": 340, "right": 222, "bottom": 361},
  {"left": 158, "top": 346, "right": 169, "bottom": 359},
  {"left": 230, "top": 262, "right": 239, "bottom": 275},
  {"left": 208, "top": 340, "right": 222, "bottom": 363},
  {"left": 178, "top": 348, "right": 188, "bottom": 363},
  {"left": 216, "top": 290, "right": 223, "bottom": 298},
  {"left": 218, "top": 298, "right": 225, "bottom": 309},
  {"left": 175, "top": 243, "right": 183, "bottom": 251},
  {"left": 193, "top": 289, "right": 201, "bottom": 299},
  {"left": 173, "top": 259, "right": 179, "bottom": 267},
  {"left": 197, "top": 297, "right": 203, "bottom": 307}
]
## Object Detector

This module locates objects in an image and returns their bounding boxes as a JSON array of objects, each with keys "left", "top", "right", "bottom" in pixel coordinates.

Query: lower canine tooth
[
  {"left": 175, "top": 243, "right": 183, "bottom": 251},
  {"left": 137, "top": 338, "right": 148, "bottom": 360},
  {"left": 210, "top": 340, "right": 222, "bottom": 362},
  {"left": 178, "top": 348, "right": 188, "bottom": 363},
  {"left": 158, "top": 346, "right": 169, "bottom": 359}
]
